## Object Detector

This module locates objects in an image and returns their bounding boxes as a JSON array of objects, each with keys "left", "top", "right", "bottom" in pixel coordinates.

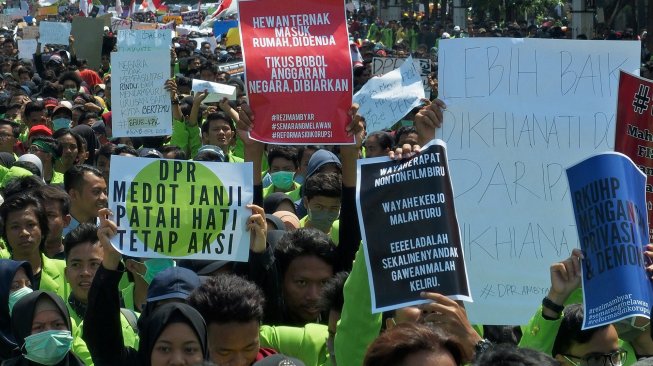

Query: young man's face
[
  {"left": 57, "top": 133, "right": 78, "bottom": 167},
  {"left": 0, "top": 124, "right": 15, "bottom": 153},
  {"left": 5, "top": 206, "right": 41, "bottom": 256},
  {"left": 43, "top": 201, "right": 70, "bottom": 244},
  {"left": 70, "top": 172, "right": 107, "bottom": 220},
  {"left": 282, "top": 255, "right": 333, "bottom": 324},
  {"left": 270, "top": 157, "right": 296, "bottom": 174},
  {"left": 203, "top": 119, "right": 234, "bottom": 151},
  {"left": 25, "top": 110, "right": 45, "bottom": 128},
  {"left": 65, "top": 242, "right": 103, "bottom": 302},
  {"left": 207, "top": 321, "right": 260, "bottom": 366}
]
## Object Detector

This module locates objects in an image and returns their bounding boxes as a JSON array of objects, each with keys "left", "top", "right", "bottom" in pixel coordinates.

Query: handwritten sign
[
  {"left": 17, "top": 39, "right": 36, "bottom": 58},
  {"left": 353, "top": 56, "right": 424, "bottom": 133},
  {"left": 437, "top": 38, "right": 641, "bottom": 325},
  {"left": 191, "top": 79, "right": 237, "bottom": 102},
  {"left": 567, "top": 152, "right": 652, "bottom": 329},
  {"left": 117, "top": 29, "right": 171, "bottom": 52},
  {"left": 217, "top": 61, "right": 244, "bottom": 76},
  {"left": 21, "top": 25, "right": 38, "bottom": 39},
  {"left": 239, "top": 0, "right": 354, "bottom": 144},
  {"left": 39, "top": 21, "right": 71, "bottom": 45},
  {"left": 111, "top": 49, "right": 172, "bottom": 137},
  {"left": 109, "top": 156, "right": 254, "bottom": 260},
  {"left": 372, "top": 57, "right": 432, "bottom": 98},
  {"left": 357, "top": 140, "right": 471, "bottom": 312}
]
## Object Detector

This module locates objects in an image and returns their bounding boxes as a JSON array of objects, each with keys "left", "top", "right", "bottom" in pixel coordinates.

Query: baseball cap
[
  {"left": 138, "top": 147, "right": 164, "bottom": 159},
  {"left": 28, "top": 125, "right": 52, "bottom": 138},
  {"left": 146, "top": 267, "right": 201, "bottom": 303},
  {"left": 195, "top": 145, "right": 225, "bottom": 162}
]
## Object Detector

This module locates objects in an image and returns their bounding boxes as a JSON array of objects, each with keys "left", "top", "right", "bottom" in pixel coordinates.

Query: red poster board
[
  {"left": 238, "top": 0, "right": 354, "bottom": 144},
  {"left": 615, "top": 70, "right": 653, "bottom": 241}
]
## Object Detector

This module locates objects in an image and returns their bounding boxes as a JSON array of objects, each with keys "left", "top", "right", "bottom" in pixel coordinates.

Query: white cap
[
  {"left": 441, "top": 32, "right": 450, "bottom": 39},
  {"left": 453, "top": 25, "right": 461, "bottom": 32}
]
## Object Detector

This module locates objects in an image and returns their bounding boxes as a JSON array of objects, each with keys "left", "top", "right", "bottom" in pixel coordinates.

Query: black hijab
[
  {"left": 0, "top": 152, "right": 16, "bottom": 168},
  {"left": 71, "top": 124, "right": 98, "bottom": 165},
  {"left": 0, "top": 259, "right": 33, "bottom": 359},
  {"left": 138, "top": 302, "right": 209, "bottom": 366},
  {"left": 9, "top": 290, "right": 83, "bottom": 366}
]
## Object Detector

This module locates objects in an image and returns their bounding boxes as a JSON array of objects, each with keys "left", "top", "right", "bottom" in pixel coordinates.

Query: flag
[
  {"left": 79, "top": 0, "right": 91, "bottom": 16},
  {"left": 116, "top": 0, "right": 123, "bottom": 17},
  {"left": 210, "top": 0, "right": 236, "bottom": 19}
]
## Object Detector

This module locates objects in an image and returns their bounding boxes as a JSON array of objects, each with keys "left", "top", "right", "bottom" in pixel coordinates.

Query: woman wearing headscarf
[
  {"left": 0, "top": 260, "right": 33, "bottom": 359},
  {"left": 3, "top": 290, "right": 83, "bottom": 366},
  {"left": 70, "top": 125, "right": 98, "bottom": 165}
]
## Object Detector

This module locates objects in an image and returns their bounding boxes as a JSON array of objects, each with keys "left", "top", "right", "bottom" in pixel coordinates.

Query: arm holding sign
[
  {"left": 415, "top": 98, "right": 445, "bottom": 146},
  {"left": 518, "top": 249, "right": 584, "bottom": 354},
  {"left": 83, "top": 209, "right": 138, "bottom": 364}
]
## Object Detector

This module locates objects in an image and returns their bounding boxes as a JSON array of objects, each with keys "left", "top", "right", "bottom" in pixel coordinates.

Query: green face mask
[
  {"left": 63, "top": 88, "right": 77, "bottom": 101},
  {"left": 144, "top": 258, "right": 176, "bottom": 284},
  {"left": 23, "top": 330, "right": 73, "bottom": 365},
  {"left": 270, "top": 171, "right": 295, "bottom": 191},
  {"left": 52, "top": 117, "right": 71, "bottom": 131},
  {"left": 8, "top": 286, "right": 32, "bottom": 316},
  {"left": 307, "top": 208, "right": 339, "bottom": 233}
]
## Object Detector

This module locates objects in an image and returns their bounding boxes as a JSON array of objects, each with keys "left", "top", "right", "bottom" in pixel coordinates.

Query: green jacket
[
  {"left": 263, "top": 182, "right": 301, "bottom": 201},
  {"left": 169, "top": 119, "right": 202, "bottom": 159},
  {"left": 260, "top": 324, "right": 329, "bottom": 366},
  {"left": 40, "top": 255, "right": 70, "bottom": 301},
  {"left": 334, "top": 247, "right": 381, "bottom": 366},
  {"left": 71, "top": 317, "right": 94, "bottom": 365}
]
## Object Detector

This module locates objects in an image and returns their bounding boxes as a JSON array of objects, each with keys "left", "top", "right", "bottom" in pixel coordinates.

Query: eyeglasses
[{"left": 563, "top": 349, "right": 627, "bottom": 366}]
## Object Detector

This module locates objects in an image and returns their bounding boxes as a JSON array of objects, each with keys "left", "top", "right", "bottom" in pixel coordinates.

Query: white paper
[
  {"left": 17, "top": 39, "right": 36, "bottom": 58},
  {"left": 192, "top": 79, "right": 237, "bottom": 102},
  {"left": 353, "top": 56, "right": 425, "bottom": 133},
  {"left": 38, "top": 21, "right": 71, "bottom": 45},
  {"left": 117, "top": 29, "right": 171, "bottom": 52}
]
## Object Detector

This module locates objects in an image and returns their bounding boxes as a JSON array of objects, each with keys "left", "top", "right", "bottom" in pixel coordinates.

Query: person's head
[
  {"left": 275, "top": 228, "right": 335, "bottom": 324},
  {"left": 95, "top": 143, "right": 115, "bottom": 183},
  {"left": 64, "top": 165, "right": 107, "bottom": 222},
  {"left": 199, "top": 62, "right": 217, "bottom": 82},
  {"left": 268, "top": 146, "right": 299, "bottom": 191},
  {"left": 11, "top": 291, "right": 74, "bottom": 365},
  {"left": 473, "top": 344, "right": 561, "bottom": 366},
  {"left": 295, "top": 146, "right": 319, "bottom": 184},
  {"left": 0, "top": 193, "right": 49, "bottom": 256},
  {"left": 0, "top": 259, "right": 34, "bottom": 326},
  {"left": 159, "top": 145, "right": 187, "bottom": 160},
  {"left": 29, "top": 136, "right": 60, "bottom": 169},
  {"left": 320, "top": 271, "right": 348, "bottom": 366},
  {"left": 63, "top": 223, "right": 102, "bottom": 304},
  {"left": 552, "top": 304, "right": 623, "bottom": 366},
  {"left": 22, "top": 100, "right": 46, "bottom": 128},
  {"left": 33, "top": 185, "right": 71, "bottom": 247},
  {"left": 395, "top": 126, "right": 419, "bottom": 147},
  {"left": 53, "top": 128, "right": 82, "bottom": 170},
  {"left": 58, "top": 71, "right": 82, "bottom": 99},
  {"left": 364, "top": 323, "right": 463, "bottom": 366},
  {"left": 0, "top": 119, "right": 18, "bottom": 153},
  {"left": 140, "top": 303, "right": 209, "bottom": 366},
  {"left": 263, "top": 192, "right": 296, "bottom": 214},
  {"left": 189, "top": 274, "right": 265, "bottom": 366},
  {"left": 201, "top": 112, "right": 235, "bottom": 151},
  {"left": 303, "top": 172, "right": 342, "bottom": 233},
  {"left": 364, "top": 131, "right": 393, "bottom": 158}
]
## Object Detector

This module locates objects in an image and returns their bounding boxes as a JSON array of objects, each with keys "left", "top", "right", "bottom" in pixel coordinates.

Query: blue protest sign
[{"left": 567, "top": 152, "right": 653, "bottom": 329}]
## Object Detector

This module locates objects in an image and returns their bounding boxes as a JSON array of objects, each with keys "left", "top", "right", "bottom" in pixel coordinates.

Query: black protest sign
[{"left": 356, "top": 140, "right": 471, "bottom": 312}]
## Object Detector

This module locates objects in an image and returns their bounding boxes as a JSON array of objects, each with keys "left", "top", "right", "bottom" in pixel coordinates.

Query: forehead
[
  {"left": 7, "top": 206, "right": 38, "bottom": 221},
  {"left": 287, "top": 255, "right": 333, "bottom": 277},
  {"left": 307, "top": 196, "right": 340, "bottom": 207},
  {"left": 82, "top": 172, "right": 106, "bottom": 187},
  {"left": 67, "top": 241, "right": 103, "bottom": 260}
]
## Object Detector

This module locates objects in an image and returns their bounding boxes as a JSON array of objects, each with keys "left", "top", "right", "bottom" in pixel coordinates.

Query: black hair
[
  {"left": 96, "top": 143, "right": 116, "bottom": 163},
  {"left": 114, "top": 144, "right": 138, "bottom": 157},
  {"left": 23, "top": 100, "right": 44, "bottom": 119},
  {"left": 0, "top": 119, "right": 20, "bottom": 138},
  {"left": 53, "top": 128, "right": 84, "bottom": 151},
  {"left": 159, "top": 145, "right": 187, "bottom": 160},
  {"left": 552, "top": 304, "right": 609, "bottom": 357},
  {"left": 63, "top": 164, "right": 103, "bottom": 194},
  {"left": 34, "top": 185, "right": 70, "bottom": 216},
  {"left": 58, "top": 71, "right": 83, "bottom": 89},
  {"left": 319, "top": 271, "right": 348, "bottom": 313},
  {"left": 32, "top": 136, "right": 62, "bottom": 160},
  {"left": 0, "top": 192, "right": 49, "bottom": 252},
  {"left": 303, "top": 172, "right": 342, "bottom": 200},
  {"left": 275, "top": 228, "right": 336, "bottom": 276},
  {"left": 297, "top": 145, "right": 319, "bottom": 165},
  {"left": 473, "top": 344, "right": 561, "bottom": 366},
  {"left": 394, "top": 126, "right": 418, "bottom": 147},
  {"left": 12, "top": 161, "right": 40, "bottom": 176},
  {"left": 1, "top": 176, "right": 45, "bottom": 200},
  {"left": 202, "top": 112, "right": 235, "bottom": 133},
  {"left": 267, "top": 146, "right": 299, "bottom": 169},
  {"left": 188, "top": 273, "right": 265, "bottom": 324},
  {"left": 63, "top": 222, "right": 99, "bottom": 259},
  {"left": 366, "top": 131, "right": 394, "bottom": 151}
]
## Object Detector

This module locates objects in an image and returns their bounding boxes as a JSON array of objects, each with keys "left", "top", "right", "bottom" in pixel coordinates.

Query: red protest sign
[
  {"left": 238, "top": 0, "right": 354, "bottom": 145},
  {"left": 614, "top": 70, "right": 653, "bottom": 241}
]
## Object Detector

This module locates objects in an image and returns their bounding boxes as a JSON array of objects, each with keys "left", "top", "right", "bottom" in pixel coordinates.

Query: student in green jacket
[
  {"left": 0, "top": 191, "right": 69, "bottom": 301},
  {"left": 34, "top": 185, "right": 71, "bottom": 260},
  {"left": 63, "top": 223, "right": 139, "bottom": 349}
]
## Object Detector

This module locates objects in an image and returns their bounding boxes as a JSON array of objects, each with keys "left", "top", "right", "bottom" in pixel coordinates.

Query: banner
[
  {"left": 356, "top": 139, "right": 471, "bottom": 312},
  {"left": 162, "top": 15, "right": 182, "bottom": 25},
  {"left": 38, "top": 21, "right": 71, "bottom": 45},
  {"left": 181, "top": 10, "right": 200, "bottom": 22},
  {"left": 21, "top": 25, "right": 38, "bottom": 39},
  {"left": 117, "top": 29, "right": 171, "bottom": 52},
  {"left": 37, "top": 5, "right": 58, "bottom": 16},
  {"left": 17, "top": 39, "right": 36, "bottom": 58},
  {"left": 614, "top": 71, "right": 653, "bottom": 242},
  {"left": 372, "top": 57, "right": 432, "bottom": 98},
  {"left": 108, "top": 156, "right": 254, "bottom": 260},
  {"left": 566, "top": 152, "right": 652, "bottom": 329},
  {"left": 437, "top": 38, "right": 641, "bottom": 325},
  {"left": 353, "top": 56, "right": 424, "bottom": 133},
  {"left": 217, "top": 61, "right": 243, "bottom": 76},
  {"left": 111, "top": 49, "right": 172, "bottom": 137},
  {"left": 111, "top": 17, "right": 132, "bottom": 30},
  {"left": 238, "top": 0, "right": 354, "bottom": 144}
]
